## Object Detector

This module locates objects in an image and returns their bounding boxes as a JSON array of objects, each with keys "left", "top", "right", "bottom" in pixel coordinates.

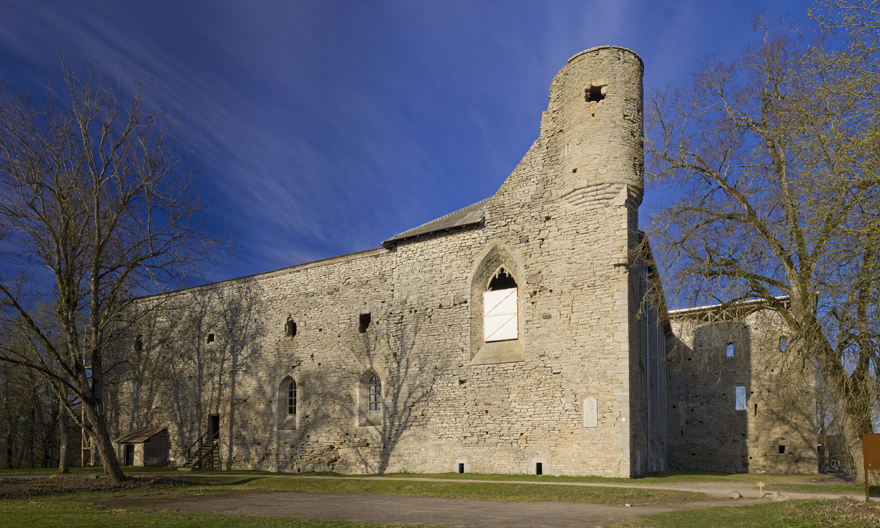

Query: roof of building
[
  {"left": 382, "top": 198, "right": 489, "bottom": 247},
  {"left": 115, "top": 427, "right": 166, "bottom": 444}
]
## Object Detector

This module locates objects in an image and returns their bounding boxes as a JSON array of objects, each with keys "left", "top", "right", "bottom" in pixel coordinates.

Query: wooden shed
[{"left": 114, "top": 427, "right": 168, "bottom": 466}]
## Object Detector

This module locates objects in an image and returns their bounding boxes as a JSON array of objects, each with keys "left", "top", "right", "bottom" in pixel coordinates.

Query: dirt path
[{"left": 92, "top": 490, "right": 761, "bottom": 528}]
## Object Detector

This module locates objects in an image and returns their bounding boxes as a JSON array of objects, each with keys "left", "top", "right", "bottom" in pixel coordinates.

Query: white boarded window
[
  {"left": 735, "top": 385, "right": 747, "bottom": 410},
  {"left": 484, "top": 288, "right": 518, "bottom": 341}
]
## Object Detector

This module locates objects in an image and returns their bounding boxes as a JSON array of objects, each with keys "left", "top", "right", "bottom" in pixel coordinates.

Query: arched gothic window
[
  {"left": 483, "top": 268, "right": 518, "bottom": 342},
  {"left": 287, "top": 379, "right": 297, "bottom": 416},
  {"left": 368, "top": 374, "right": 381, "bottom": 412},
  {"left": 277, "top": 376, "right": 299, "bottom": 430}
]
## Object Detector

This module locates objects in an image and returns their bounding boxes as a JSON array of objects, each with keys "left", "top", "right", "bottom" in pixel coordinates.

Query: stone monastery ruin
[{"left": 112, "top": 47, "right": 817, "bottom": 477}]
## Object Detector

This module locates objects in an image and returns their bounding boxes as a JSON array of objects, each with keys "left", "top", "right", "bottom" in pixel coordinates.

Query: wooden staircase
[{"left": 178, "top": 431, "right": 220, "bottom": 471}]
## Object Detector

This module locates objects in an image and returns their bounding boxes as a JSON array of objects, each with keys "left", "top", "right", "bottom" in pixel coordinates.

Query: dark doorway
[
  {"left": 536, "top": 462, "right": 543, "bottom": 475},
  {"left": 124, "top": 444, "right": 134, "bottom": 466},
  {"left": 208, "top": 414, "right": 220, "bottom": 439},
  {"left": 458, "top": 463, "right": 465, "bottom": 474}
]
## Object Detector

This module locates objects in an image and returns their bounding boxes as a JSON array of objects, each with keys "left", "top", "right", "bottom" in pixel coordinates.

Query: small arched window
[
  {"left": 368, "top": 374, "right": 381, "bottom": 412},
  {"left": 287, "top": 379, "right": 297, "bottom": 416}
]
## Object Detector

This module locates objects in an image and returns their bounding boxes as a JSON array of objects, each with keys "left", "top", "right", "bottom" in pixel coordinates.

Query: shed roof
[
  {"left": 115, "top": 427, "right": 166, "bottom": 444},
  {"left": 382, "top": 198, "right": 488, "bottom": 247}
]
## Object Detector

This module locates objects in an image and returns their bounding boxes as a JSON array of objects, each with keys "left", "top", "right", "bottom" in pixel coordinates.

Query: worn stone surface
[{"left": 109, "top": 46, "right": 669, "bottom": 478}]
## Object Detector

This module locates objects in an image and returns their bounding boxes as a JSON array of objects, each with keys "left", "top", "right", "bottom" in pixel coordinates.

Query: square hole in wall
[{"left": 207, "top": 333, "right": 215, "bottom": 344}]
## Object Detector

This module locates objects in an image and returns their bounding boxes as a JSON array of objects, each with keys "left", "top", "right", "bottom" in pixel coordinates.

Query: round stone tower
[{"left": 541, "top": 46, "right": 644, "bottom": 210}]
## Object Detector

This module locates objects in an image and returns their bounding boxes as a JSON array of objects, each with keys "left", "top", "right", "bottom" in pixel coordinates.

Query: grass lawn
[
  {"left": 0, "top": 498, "right": 444, "bottom": 528},
  {"left": 3, "top": 467, "right": 869, "bottom": 496},
  {"left": 184, "top": 476, "right": 704, "bottom": 504},
  {"left": 614, "top": 498, "right": 880, "bottom": 528}
]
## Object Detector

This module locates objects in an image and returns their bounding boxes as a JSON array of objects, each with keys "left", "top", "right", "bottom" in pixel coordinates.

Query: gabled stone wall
[{"left": 109, "top": 46, "right": 666, "bottom": 477}]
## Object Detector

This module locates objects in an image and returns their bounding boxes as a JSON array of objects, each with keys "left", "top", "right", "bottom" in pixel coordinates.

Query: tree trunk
[
  {"left": 57, "top": 406, "right": 70, "bottom": 474},
  {"left": 83, "top": 403, "right": 126, "bottom": 483},
  {"left": 817, "top": 351, "right": 872, "bottom": 483}
]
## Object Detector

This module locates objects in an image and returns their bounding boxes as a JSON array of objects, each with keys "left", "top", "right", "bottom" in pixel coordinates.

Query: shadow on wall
[
  {"left": 667, "top": 316, "right": 816, "bottom": 473},
  {"left": 274, "top": 299, "right": 451, "bottom": 475},
  {"left": 110, "top": 279, "right": 266, "bottom": 469}
]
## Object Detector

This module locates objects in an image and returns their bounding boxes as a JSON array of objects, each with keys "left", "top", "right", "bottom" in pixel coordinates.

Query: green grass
[
  {"left": 1, "top": 474, "right": 706, "bottom": 504},
  {"left": 614, "top": 499, "right": 880, "bottom": 528},
  {"left": 0, "top": 498, "right": 444, "bottom": 528},
  {"left": 4, "top": 467, "right": 870, "bottom": 497},
  {"left": 367, "top": 470, "right": 854, "bottom": 485},
  {"left": 183, "top": 476, "right": 704, "bottom": 504}
]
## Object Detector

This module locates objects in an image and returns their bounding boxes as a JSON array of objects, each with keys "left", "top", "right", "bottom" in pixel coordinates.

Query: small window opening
[
  {"left": 754, "top": 403, "right": 758, "bottom": 417},
  {"left": 368, "top": 373, "right": 381, "bottom": 412},
  {"left": 359, "top": 313, "right": 371, "bottom": 333},
  {"left": 779, "top": 445, "right": 786, "bottom": 454},
  {"left": 585, "top": 84, "right": 605, "bottom": 102},
  {"left": 134, "top": 335, "right": 143, "bottom": 352},
  {"left": 536, "top": 462, "right": 543, "bottom": 475},
  {"left": 735, "top": 386, "right": 747, "bottom": 410},
  {"left": 458, "top": 463, "right": 465, "bottom": 474},
  {"left": 207, "top": 333, "right": 215, "bottom": 344},
  {"left": 286, "top": 320, "right": 297, "bottom": 337},
  {"left": 726, "top": 343, "right": 734, "bottom": 358},
  {"left": 488, "top": 268, "right": 517, "bottom": 291},
  {"left": 779, "top": 336, "right": 788, "bottom": 352},
  {"left": 287, "top": 380, "right": 297, "bottom": 416}
]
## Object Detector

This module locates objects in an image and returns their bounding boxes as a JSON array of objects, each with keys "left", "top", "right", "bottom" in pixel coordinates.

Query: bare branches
[
  {"left": 0, "top": 56, "right": 235, "bottom": 480},
  {"left": 645, "top": 5, "right": 879, "bottom": 481}
]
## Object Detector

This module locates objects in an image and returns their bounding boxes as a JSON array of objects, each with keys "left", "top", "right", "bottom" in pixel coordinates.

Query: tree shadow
[{"left": 108, "top": 280, "right": 266, "bottom": 468}]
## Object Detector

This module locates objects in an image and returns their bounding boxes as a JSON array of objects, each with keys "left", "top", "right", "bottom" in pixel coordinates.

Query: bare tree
[
  {"left": 644, "top": 7, "right": 879, "bottom": 481},
  {"left": 0, "top": 56, "right": 232, "bottom": 482}
]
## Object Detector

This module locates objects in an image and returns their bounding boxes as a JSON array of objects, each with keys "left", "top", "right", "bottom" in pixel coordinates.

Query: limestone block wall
[
  {"left": 666, "top": 306, "right": 818, "bottom": 474},
  {"left": 109, "top": 46, "right": 661, "bottom": 478}
]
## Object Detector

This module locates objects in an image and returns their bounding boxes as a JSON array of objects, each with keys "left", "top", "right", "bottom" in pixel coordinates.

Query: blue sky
[{"left": 1, "top": 0, "right": 813, "bottom": 283}]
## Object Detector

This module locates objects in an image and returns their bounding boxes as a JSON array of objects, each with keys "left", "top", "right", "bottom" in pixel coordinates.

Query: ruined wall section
[{"left": 666, "top": 308, "right": 817, "bottom": 474}]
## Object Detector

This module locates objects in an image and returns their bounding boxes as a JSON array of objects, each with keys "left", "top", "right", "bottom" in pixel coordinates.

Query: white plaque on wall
[{"left": 584, "top": 397, "right": 598, "bottom": 428}]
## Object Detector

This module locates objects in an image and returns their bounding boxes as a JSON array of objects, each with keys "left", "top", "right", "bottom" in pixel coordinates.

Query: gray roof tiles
[{"left": 383, "top": 198, "right": 488, "bottom": 247}]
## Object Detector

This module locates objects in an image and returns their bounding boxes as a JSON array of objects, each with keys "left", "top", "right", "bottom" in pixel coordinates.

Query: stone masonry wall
[
  {"left": 109, "top": 46, "right": 660, "bottom": 477},
  {"left": 666, "top": 306, "right": 818, "bottom": 474}
]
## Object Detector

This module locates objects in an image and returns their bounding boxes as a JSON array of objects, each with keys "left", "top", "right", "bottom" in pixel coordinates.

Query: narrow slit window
[
  {"left": 726, "top": 343, "right": 734, "bottom": 358},
  {"left": 368, "top": 374, "right": 381, "bottom": 412},
  {"left": 286, "top": 320, "right": 297, "bottom": 337},
  {"left": 287, "top": 380, "right": 297, "bottom": 416},
  {"left": 754, "top": 403, "right": 758, "bottom": 417},
  {"left": 134, "top": 335, "right": 143, "bottom": 352},
  {"left": 359, "top": 313, "right": 371, "bottom": 333},
  {"left": 735, "top": 386, "right": 747, "bottom": 410}
]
